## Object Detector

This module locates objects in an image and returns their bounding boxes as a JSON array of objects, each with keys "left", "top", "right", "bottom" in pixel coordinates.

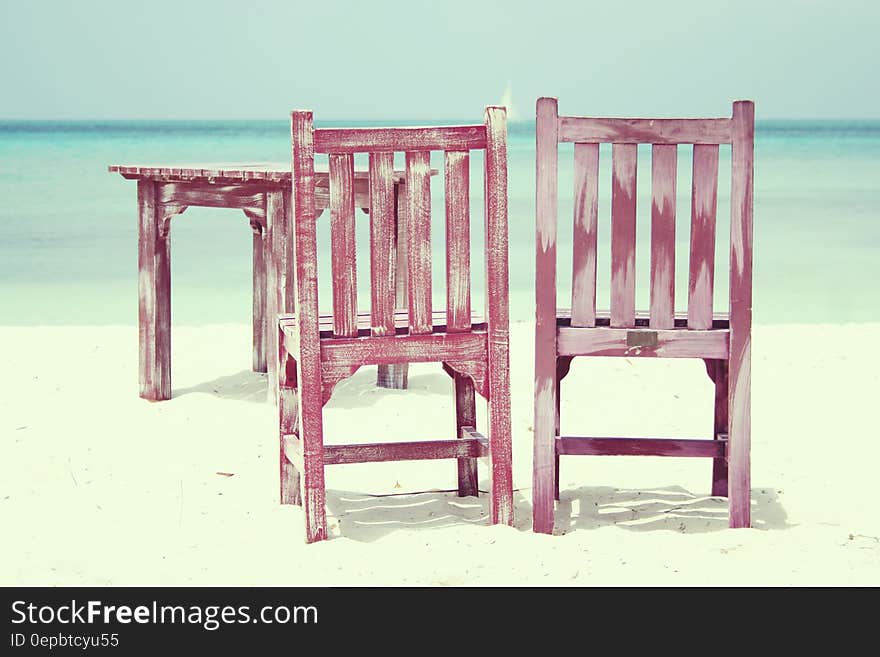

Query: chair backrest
[
  {"left": 291, "top": 108, "right": 508, "bottom": 343},
  {"left": 535, "top": 97, "right": 754, "bottom": 334}
]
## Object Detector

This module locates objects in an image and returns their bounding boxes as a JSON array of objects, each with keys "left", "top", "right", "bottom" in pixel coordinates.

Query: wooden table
[{"left": 109, "top": 162, "right": 412, "bottom": 401}]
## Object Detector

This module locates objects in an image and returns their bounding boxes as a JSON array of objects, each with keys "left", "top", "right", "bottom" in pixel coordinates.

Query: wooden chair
[
  {"left": 532, "top": 98, "right": 754, "bottom": 534},
  {"left": 278, "top": 108, "right": 514, "bottom": 542}
]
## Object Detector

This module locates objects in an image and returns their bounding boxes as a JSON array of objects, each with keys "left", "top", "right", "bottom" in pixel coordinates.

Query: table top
[{"left": 109, "top": 162, "right": 422, "bottom": 184}]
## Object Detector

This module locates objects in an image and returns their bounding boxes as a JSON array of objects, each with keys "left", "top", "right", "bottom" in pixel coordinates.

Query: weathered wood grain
[
  {"left": 443, "top": 359, "right": 489, "bottom": 400},
  {"left": 650, "top": 144, "right": 677, "bottom": 329},
  {"left": 110, "top": 162, "right": 408, "bottom": 184},
  {"left": 280, "top": 308, "right": 485, "bottom": 338},
  {"left": 571, "top": 142, "right": 599, "bottom": 327},
  {"left": 315, "top": 125, "right": 487, "bottom": 153},
  {"left": 320, "top": 364, "right": 360, "bottom": 405},
  {"left": 320, "top": 331, "right": 487, "bottom": 366},
  {"left": 706, "top": 359, "right": 730, "bottom": 497},
  {"left": 533, "top": 96, "right": 560, "bottom": 534},
  {"left": 329, "top": 153, "right": 358, "bottom": 337},
  {"left": 406, "top": 150, "right": 433, "bottom": 334},
  {"left": 557, "top": 326, "right": 729, "bottom": 359},
  {"left": 484, "top": 106, "right": 514, "bottom": 527},
  {"left": 118, "top": 160, "right": 424, "bottom": 407},
  {"left": 556, "top": 307, "right": 729, "bottom": 328},
  {"left": 266, "top": 189, "right": 290, "bottom": 404},
  {"left": 453, "top": 372, "right": 478, "bottom": 496},
  {"left": 275, "top": 111, "right": 512, "bottom": 541},
  {"left": 445, "top": 149, "right": 477, "bottom": 496},
  {"left": 323, "top": 438, "right": 487, "bottom": 465},
  {"left": 558, "top": 117, "right": 732, "bottom": 145},
  {"left": 610, "top": 143, "right": 638, "bottom": 328},
  {"left": 532, "top": 99, "right": 753, "bottom": 532},
  {"left": 368, "top": 152, "right": 396, "bottom": 337},
  {"left": 556, "top": 436, "right": 726, "bottom": 458},
  {"left": 554, "top": 356, "right": 572, "bottom": 502},
  {"left": 375, "top": 182, "right": 410, "bottom": 390},
  {"left": 445, "top": 150, "right": 471, "bottom": 333},
  {"left": 252, "top": 223, "right": 267, "bottom": 372},
  {"left": 278, "top": 333, "right": 301, "bottom": 506},
  {"left": 137, "top": 179, "right": 172, "bottom": 401},
  {"left": 158, "top": 182, "right": 266, "bottom": 221},
  {"left": 688, "top": 144, "right": 720, "bottom": 329},
  {"left": 291, "top": 110, "right": 327, "bottom": 543},
  {"left": 728, "top": 100, "right": 754, "bottom": 528},
  {"left": 112, "top": 165, "right": 409, "bottom": 221}
]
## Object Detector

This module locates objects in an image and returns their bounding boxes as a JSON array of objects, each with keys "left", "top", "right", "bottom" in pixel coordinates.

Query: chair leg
[
  {"left": 487, "top": 368, "right": 514, "bottom": 527},
  {"left": 554, "top": 373, "right": 562, "bottom": 501},
  {"left": 728, "top": 343, "right": 751, "bottom": 528},
  {"left": 552, "top": 357, "right": 572, "bottom": 502},
  {"left": 533, "top": 357, "right": 558, "bottom": 534},
  {"left": 454, "top": 373, "right": 479, "bottom": 497},
  {"left": 299, "top": 378, "right": 328, "bottom": 543},
  {"left": 708, "top": 360, "right": 729, "bottom": 497},
  {"left": 278, "top": 352, "right": 301, "bottom": 506},
  {"left": 301, "top": 447, "right": 327, "bottom": 543}
]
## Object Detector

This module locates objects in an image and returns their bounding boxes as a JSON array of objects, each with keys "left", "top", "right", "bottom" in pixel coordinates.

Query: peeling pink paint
[
  {"left": 279, "top": 108, "right": 514, "bottom": 543},
  {"left": 533, "top": 98, "right": 754, "bottom": 533}
]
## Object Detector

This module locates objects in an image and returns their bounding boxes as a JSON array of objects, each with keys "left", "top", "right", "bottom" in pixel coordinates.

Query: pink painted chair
[
  {"left": 278, "top": 108, "right": 514, "bottom": 542},
  {"left": 532, "top": 98, "right": 754, "bottom": 534}
]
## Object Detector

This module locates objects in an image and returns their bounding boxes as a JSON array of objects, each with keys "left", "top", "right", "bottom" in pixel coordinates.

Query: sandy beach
[{"left": 1, "top": 320, "right": 878, "bottom": 586}]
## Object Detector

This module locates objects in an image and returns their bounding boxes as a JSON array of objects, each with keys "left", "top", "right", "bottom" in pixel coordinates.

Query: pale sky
[{"left": 0, "top": 0, "right": 877, "bottom": 119}]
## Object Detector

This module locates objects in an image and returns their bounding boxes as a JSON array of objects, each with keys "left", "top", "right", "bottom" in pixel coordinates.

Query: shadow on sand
[
  {"left": 174, "top": 370, "right": 268, "bottom": 403},
  {"left": 326, "top": 369, "right": 453, "bottom": 410},
  {"left": 555, "top": 484, "right": 791, "bottom": 534},
  {"left": 324, "top": 485, "right": 531, "bottom": 543},
  {"left": 174, "top": 370, "right": 790, "bottom": 539},
  {"left": 173, "top": 367, "right": 453, "bottom": 407},
  {"left": 321, "top": 484, "right": 790, "bottom": 542}
]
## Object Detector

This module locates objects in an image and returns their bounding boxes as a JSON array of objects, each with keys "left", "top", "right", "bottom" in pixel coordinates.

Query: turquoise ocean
[{"left": 1, "top": 119, "right": 878, "bottom": 326}]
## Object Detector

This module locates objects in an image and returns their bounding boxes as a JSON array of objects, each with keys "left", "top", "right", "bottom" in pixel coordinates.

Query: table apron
[{"left": 156, "top": 179, "right": 378, "bottom": 218}]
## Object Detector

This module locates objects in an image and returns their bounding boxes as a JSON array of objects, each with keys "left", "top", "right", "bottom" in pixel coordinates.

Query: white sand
[{"left": 1, "top": 322, "right": 878, "bottom": 586}]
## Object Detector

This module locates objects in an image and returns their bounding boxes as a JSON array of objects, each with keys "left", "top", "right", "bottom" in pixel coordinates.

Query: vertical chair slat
[
  {"left": 374, "top": 180, "right": 410, "bottom": 389},
  {"left": 445, "top": 150, "right": 471, "bottom": 332},
  {"left": 447, "top": 147, "right": 475, "bottom": 498},
  {"left": 406, "top": 150, "right": 432, "bottom": 334},
  {"left": 533, "top": 96, "right": 559, "bottom": 535},
  {"left": 484, "top": 105, "right": 513, "bottom": 526},
  {"left": 610, "top": 143, "right": 638, "bottom": 327},
  {"left": 728, "top": 100, "right": 754, "bottom": 528},
  {"left": 650, "top": 144, "right": 677, "bottom": 329},
  {"left": 368, "top": 152, "right": 396, "bottom": 336},
  {"left": 329, "top": 153, "right": 357, "bottom": 337},
  {"left": 688, "top": 144, "right": 720, "bottom": 329},
  {"left": 571, "top": 143, "right": 599, "bottom": 327}
]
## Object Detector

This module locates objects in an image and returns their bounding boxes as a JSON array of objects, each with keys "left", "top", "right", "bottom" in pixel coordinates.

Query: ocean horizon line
[
  {"left": 3, "top": 118, "right": 880, "bottom": 140},
  {"left": 3, "top": 117, "right": 880, "bottom": 125}
]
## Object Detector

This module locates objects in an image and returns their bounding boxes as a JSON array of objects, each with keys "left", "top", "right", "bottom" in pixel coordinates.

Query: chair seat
[
  {"left": 554, "top": 308, "right": 730, "bottom": 359},
  {"left": 280, "top": 309, "right": 487, "bottom": 339},
  {"left": 278, "top": 309, "right": 492, "bottom": 398}
]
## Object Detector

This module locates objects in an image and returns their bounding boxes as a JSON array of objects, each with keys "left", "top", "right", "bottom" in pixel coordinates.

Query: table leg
[
  {"left": 252, "top": 223, "right": 267, "bottom": 373},
  {"left": 376, "top": 182, "right": 409, "bottom": 389},
  {"left": 266, "top": 189, "right": 291, "bottom": 404},
  {"left": 137, "top": 179, "right": 172, "bottom": 401}
]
